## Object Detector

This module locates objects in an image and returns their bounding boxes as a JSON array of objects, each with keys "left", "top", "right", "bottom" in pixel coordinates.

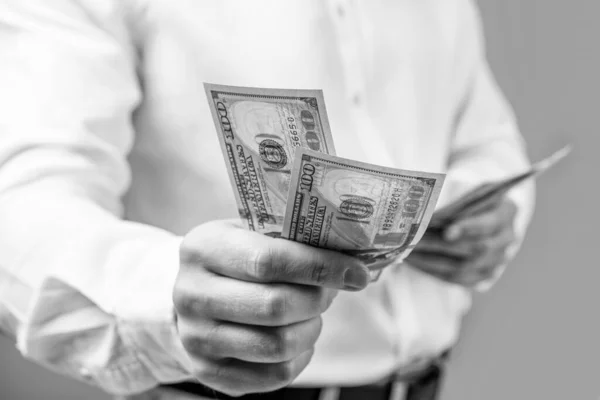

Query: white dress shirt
[{"left": 0, "top": 0, "right": 534, "bottom": 397}]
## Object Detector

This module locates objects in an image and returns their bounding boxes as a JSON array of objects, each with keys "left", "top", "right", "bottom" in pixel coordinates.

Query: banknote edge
[
  {"left": 432, "top": 145, "right": 570, "bottom": 225},
  {"left": 203, "top": 83, "right": 256, "bottom": 230},
  {"left": 291, "top": 148, "right": 446, "bottom": 181},
  {"left": 281, "top": 148, "right": 447, "bottom": 244},
  {"left": 204, "top": 83, "right": 337, "bottom": 156},
  {"left": 280, "top": 147, "right": 308, "bottom": 240}
]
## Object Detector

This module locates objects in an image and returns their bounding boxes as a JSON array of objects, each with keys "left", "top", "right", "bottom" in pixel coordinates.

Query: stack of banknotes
[{"left": 205, "top": 83, "right": 569, "bottom": 280}]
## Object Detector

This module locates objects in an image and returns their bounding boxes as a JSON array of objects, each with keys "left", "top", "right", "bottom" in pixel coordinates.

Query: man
[{"left": 0, "top": 1, "right": 534, "bottom": 399}]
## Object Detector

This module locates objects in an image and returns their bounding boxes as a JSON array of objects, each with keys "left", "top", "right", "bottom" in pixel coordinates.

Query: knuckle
[
  {"left": 309, "top": 259, "right": 328, "bottom": 285},
  {"left": 268, "top": 327, "right": 298, "bottom": 360},
  {"left": 196, "top": 322, "right": 225, "bottom": 356},
  {"left": 174, "top": 292, "right": 209, "bottom": 318},
  {"left": 479, "top": 265, "right": 497, "bottom": 278},
  {"left": 274, "top": 360, "right": 297, "bottom": 383},
  {"left": 173, "top": 291, "right": 193, "bottom": 315},
  {"left": 261, "top": 289, "right": 288, "bottom": 323},
  {"left": 182, "top": 335, "right": 209, "bottom": 358},
  {"left": 280, "top": 326, "right": 299, "bottom": 354},
  {"left": 265, "top": 335, "right": 286, "bottom": 360},
  {"left": 473, "top": 240, "right": 491, "bottom": 255},
  {"left": 179, "top": 237, "right": 205, "bottom": 266},
  {"left": 252, "top": 247, "right": 276, "bottom": 281}
]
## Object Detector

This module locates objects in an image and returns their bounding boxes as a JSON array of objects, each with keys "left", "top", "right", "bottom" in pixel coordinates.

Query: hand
[
  {"left": 173, "top": 220, "right": 369, "bottom": 396},
  {"left": 406, "top": 197, "right": 518, "bottom": 287}
]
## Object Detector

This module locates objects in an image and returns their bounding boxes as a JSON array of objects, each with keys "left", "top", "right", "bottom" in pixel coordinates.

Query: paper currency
[
  {"left": 430, "top": 145, "right": 571, "bottom": 228},
  {"left": 281, "top": 149, "right": 446, "bottom": 276},
  {"left": 205, "top": 83, "right": 336, "bottom": 235}
]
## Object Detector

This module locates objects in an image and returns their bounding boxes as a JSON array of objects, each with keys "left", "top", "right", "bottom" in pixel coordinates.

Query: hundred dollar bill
[
  {"left": 205, "top": 83, "right": 336, "bottom": 235},
  {"left": 281, "top": 149, "right": 446, "bottom": 278},
  {"left": 430, "top": 145, "right": 571, "bottom": 229}
]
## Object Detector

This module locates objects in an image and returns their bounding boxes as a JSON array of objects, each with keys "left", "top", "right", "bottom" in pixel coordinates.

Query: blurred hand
[
  {"left": 173, "top": 220, "right": 369, "bottom": 396},
  {"left": 406, "top": 197, "right": 518, "bottom": 287}
]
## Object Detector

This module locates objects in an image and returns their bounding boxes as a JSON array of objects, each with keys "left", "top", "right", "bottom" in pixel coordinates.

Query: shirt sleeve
[
  {"left": 440, "top": 0, "right": 536, "bottom": 291},
  {"left": 0, "top": 0, "right": 194, "bottom": 394}
]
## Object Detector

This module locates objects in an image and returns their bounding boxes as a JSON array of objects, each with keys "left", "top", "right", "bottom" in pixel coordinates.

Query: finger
[
  {"left": 175, "top": 267, "right": 337, "bottom": 326},
  {"left": 182, "top": 222, "right": 369, "bottom": 290},
  {"left": 451, "top": 260, "right": 503, "bottom": 287},
  {"left": 448, "top": 233, "right": 515, "bottom": 286},
  {"left": 414, "top": 233, "right": 476, "bottom": 259},
  {"left": 191, "top": 349, "right": 314, "bottom": 397},
  {"left": 476, "top": 263, "right": 501, "bottom": 281},
  {"left": 421, "top": 219, "right": 517, "bottom": 260},
  {"left": 406, "top": 252, "right": 460, "bottom": 282},
  {"left": 450, "top": 269, "right": 491, "bottom": 287},
  {"left": 408, "top": 252, "right": 493, "bottom": 287},
  {"left": 407, "top": 246, "right": 500, "bottom": 285},
  {"left": 472, "top": 247, "right": 511, "bottom": 273},
  {"left": 180, "top": 317, "right": 322, "bottom": 363},
  {"left": 454, "top": 189, "right": 505, "bottom": 220},
  {"left": 431, "top": 182, "right": 500, "bottom": 229},
  {"left": 445, "top": 199, "right": 516, "bottom": 240}
]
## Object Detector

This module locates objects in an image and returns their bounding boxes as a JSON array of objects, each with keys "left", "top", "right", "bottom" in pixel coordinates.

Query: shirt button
[
  {"left": 337, "top": 5, "right": 345, "bottom": 17},
  {"left": 352, "top": 94, "right": 362, "bottom": 106}
]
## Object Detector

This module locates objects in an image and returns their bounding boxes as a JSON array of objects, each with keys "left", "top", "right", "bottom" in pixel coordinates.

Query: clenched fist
[{"left": 173, "top": 220, "right": 369, "bottom": 396}]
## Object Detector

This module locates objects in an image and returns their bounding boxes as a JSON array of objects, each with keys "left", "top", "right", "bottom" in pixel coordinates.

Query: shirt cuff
[{"left": 116, "top": 235, "right": 195, "bottom": 384}]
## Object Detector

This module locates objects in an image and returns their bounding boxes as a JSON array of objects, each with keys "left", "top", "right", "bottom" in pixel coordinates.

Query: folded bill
[
  {"left": 281, "top": 149, "right": 446, "bottom": 278},
  {"left": 430, "top": 145, "right": 571, "bottom": 228},
  {"left": 205, "top": 83, "right": 336, "bottom": 235}
]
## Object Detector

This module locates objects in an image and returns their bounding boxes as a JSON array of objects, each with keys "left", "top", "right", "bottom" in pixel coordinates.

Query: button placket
[{"left": 326, "top": 0, "right": 395, "bottom": 167}]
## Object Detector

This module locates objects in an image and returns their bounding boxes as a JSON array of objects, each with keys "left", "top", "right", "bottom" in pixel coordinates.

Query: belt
[{"left": 162, "top": 353, "right": 446, "bottom": 400}]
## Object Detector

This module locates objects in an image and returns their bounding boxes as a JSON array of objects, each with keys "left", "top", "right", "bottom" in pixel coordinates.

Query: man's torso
[{"left": 108, "top": 0, "right": 472, "bottom": 386}]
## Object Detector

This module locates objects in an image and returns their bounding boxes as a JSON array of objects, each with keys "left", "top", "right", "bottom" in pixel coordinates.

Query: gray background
[{"left": 0, "top": 0, "right": 597, "bottom": 399}]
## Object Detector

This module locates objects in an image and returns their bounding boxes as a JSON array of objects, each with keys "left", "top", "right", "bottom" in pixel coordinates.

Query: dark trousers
[{"left": 162, "top": 356, "right": 445, "bottom": 400}]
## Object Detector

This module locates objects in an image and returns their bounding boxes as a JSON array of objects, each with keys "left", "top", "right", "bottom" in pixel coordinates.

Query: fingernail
[
  {"left": 445, "top": 226, "right": 461, "bottom": 241},
  {"left": 343, "top": 267, "right": 369, "bottom": 290}
]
